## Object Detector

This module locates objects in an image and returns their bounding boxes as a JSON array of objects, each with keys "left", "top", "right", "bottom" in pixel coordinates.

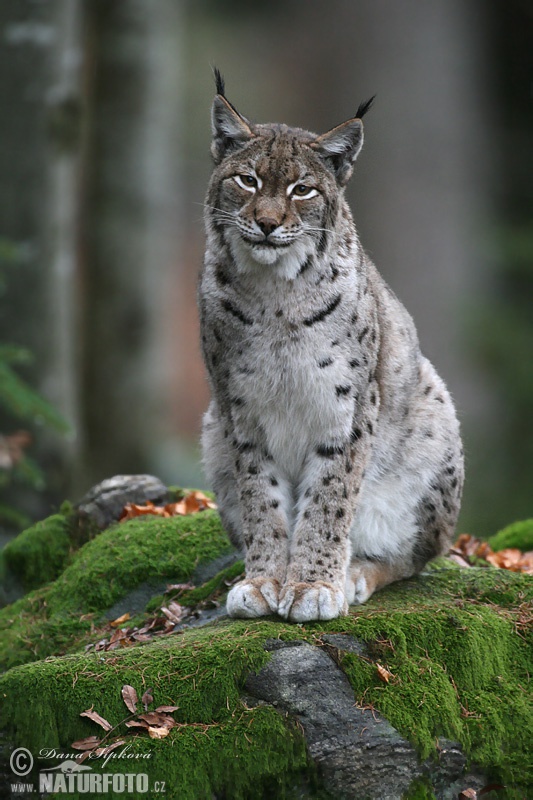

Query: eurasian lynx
[{"left": 199, "top": 71, "right": 463, "bottom": 622}]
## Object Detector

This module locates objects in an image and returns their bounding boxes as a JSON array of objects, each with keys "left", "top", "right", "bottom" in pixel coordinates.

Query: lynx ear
[
  {"left": 211, "top": 77, "right": 253, "bottom": 164},
  {"left": 312, "top": 97, "right": 375, "bottom": 186}
]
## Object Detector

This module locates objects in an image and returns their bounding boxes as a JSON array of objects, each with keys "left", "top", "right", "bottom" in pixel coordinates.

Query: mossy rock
[
  {"left": 1, "top": 512, "right": 73, "bottom": 593},
  {"left": 1, "top": 502, "right": 532, "bottom": 798},
  {"left": 489, "top": 518, "right": 533, "bottom": 553},
  {"left": 0, "top": 509, "right": 232, "bottom": 671}
]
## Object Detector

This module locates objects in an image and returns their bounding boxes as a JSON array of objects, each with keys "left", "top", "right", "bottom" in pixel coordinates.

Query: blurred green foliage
[{"left": 0, "top": 239, "right": 68, "bottom": 531}]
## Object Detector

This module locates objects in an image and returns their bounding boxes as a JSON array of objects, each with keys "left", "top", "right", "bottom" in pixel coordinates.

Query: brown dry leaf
[
  {"left": 155, "top": 705, "right": 180, "bottom": 713},
  {"left": 166, "top": 490, "right": 217, "bottom": 516},
  {"left": 161, "top": 601, "right": 186, "bottom": 625},
  {"left": 147, "top": 725, "right": 171, "bottom": 740},
  {"left": 80, "top": 707, "right": 113, "bottom": 732},
  {"left": 125, "top": 719, "right": 150, "bottom": 729},
  {"left": 119, "top": 501, "right": 168, "bottom": 522},
  {"left": 451, "top": 534, "right": 533, "bottom": 574},
  {"left": 458, "top": 790, "right": 477, "bottom": 800},
  {"left": 376, "top": 663, "right": 394, "bottom": 684},
  {"left": 141, "top": 688, "right": 154, "bottom": 711},
  {"left": 447, "top": 551, "right": 472, "bottom": 569},
  {"left": 138, "top": 711, "right": 176, "bottom": 729},
  {"left": 121, "top": 684, "right": 138, "bottom": 714},
  {"left": 71, "top": 736, "right": 102, "bottom": 751},
  {"left": 166, "top": 582, "right": 195, "bottom": 593},
  {"left": 120, "top": 491, "right": 216, "bottom": 523},
  {"left": 131, "top": 633, "right": 152, "bottom": 643},
  {"left": 110, "top": 612, "right": 131, "bottom": 628}
]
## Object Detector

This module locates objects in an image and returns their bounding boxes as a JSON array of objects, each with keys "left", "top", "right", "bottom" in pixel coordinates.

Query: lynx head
[{"left": 206, "top": 69, "right": 374, "bottom": 279}]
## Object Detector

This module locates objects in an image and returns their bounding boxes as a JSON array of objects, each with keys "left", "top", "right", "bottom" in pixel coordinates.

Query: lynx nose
[{"left": 256, "top": 216, "right": 279, "bottom": 237}]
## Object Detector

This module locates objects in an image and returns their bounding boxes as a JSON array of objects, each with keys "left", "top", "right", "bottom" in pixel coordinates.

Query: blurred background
[{"left": 0, "top": 0, "right": 532, "bottom": 546}]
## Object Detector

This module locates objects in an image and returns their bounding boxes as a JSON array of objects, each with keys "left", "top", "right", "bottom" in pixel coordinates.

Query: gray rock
[
  {"left": 245, "top": 641, "right": 472, "bottom": 800},
  {"left": 76, "top": 474, "right": 170, "bottom": 530}
]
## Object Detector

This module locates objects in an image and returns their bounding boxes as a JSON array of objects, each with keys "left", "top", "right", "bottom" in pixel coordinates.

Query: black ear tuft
[
  {"left": 355, "top": 95, "right": 376, "bottom": 120},
  {"left": 213, "top": 66, "right": 225, "bottom": 97}
]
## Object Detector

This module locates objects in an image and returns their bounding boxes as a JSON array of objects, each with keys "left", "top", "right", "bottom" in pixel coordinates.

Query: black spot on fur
[
  {"left": 275, "top": 309, "right": 283, "bottom": 317},
  {"left": 298, "top": 256, "right": 312, "bottom": 277},
  {"left": 331, "top": 266, "right": 339, "bottom": 280},
  {"left": 424, "top": 385, "right": 432, "bottom": 396},
  {"left": 335, "top": 508, "right": 345, "bottom": 519},
  {"left": 215, "top": 265, "right": 231, "bottom": 287},
  {"left": 358, "top": 326, "right": 369, "bottom": 343},
  {"left": 350, "top": 426, "right": 362, "bottom": 443},
  {"left": 336, "top": 384, "right": 351, "bottom": 397},
  {"left": 303, "top": 295, "right": 342, "bottom": 327},
  {"left": 304, "top": 510, "right": 311, "bottom": 519},
  {"left": 316, "top": 443, "right": 345, "bottom": 458},
  {"left": 248, "top": 465, "right": 258, "bottom": 475},
  {"left": 231, "top": 397, "right": 245, "bottom": 407},
  {"left": 270, "top": 476, "right": 278, "bottom": 486},
  {"left": 367, "top": 421, "right": 374, "bottom": 435},
  {"left": 221, "top": 299, "right": 253, "bottom": 325},
  {"left": 349, "top": 358, "right": 360, "bottom": 368},
  {"left": 271, "top": 500, "right": 279, "bottom": 509},
  {"left": 318, "top": 357, "right": 334, "bottom": 368}
]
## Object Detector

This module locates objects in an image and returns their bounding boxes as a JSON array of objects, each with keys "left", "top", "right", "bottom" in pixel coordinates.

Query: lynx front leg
[
  {"left": 226, "top": 446, "right": 292, "bottom": 619},
  {"left": 279, "top": 433, "right": 371, "bottom": 622}
]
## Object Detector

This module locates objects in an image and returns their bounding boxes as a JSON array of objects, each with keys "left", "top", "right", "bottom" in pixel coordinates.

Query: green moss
[
  {"left": 45, "top": 510, "right": 231, "bottom": 616},
  {"left": 402, "top": 778, "right": 437, "bottom": 800},
  {"left": 489, "top": 518, "right": 533, "bottom": 552},
  {"left": 0, "top": 621, "right": 311, "bottom": 799},
  {"left": 0, "top": 511, "right": 233, "bottom": 671},
  {"left": 2, "top": 513, "right": 73, "bottom": 591},
  {"left": 309, "top": 566, "right": 533, "bottom": 791},
  {"left": 1, "top": 506, "right": 532, "bottom": 797},
  {"left": 145, "top": 559, "right": 245, "bottom": 614}
]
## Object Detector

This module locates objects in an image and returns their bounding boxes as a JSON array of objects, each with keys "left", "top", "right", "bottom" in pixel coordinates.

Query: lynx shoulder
[{"left": 199, "top": 72, "right": 464, "bottom": 622}]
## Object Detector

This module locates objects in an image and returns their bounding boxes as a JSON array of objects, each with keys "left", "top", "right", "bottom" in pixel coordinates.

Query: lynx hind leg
[{"left": 346, "top": 558, "right": 413, "bottom": 605}]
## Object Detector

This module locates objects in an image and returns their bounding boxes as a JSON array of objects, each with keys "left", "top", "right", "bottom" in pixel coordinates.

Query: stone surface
[
  {"left": 76, "top": 474, "right": 170, "bottom": 529},
  {"left": 245, "top": 640, "right": 471, "bottom": 800}
]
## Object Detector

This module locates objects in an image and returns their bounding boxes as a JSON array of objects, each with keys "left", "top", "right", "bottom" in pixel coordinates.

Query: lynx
[{"left": 199, "top": 71, "right": 464, "bottom": 622}]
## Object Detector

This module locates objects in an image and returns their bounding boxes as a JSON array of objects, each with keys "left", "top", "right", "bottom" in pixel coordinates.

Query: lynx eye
[
  {"left": 234, "top": 174, "right": 258, "bottom": 192},
  {"left": 291, "top": 183, "right": 318, "bottom": 199}
]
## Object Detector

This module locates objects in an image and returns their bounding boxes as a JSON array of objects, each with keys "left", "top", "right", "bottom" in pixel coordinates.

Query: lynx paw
[
  {"left": 226, "top": 577, "right": 280, "bottom": 618},
  {"left": 278, "top": 581, "right": 348, "bottom": 622}
]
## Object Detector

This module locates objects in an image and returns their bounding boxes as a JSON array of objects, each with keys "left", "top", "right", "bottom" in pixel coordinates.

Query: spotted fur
[{"left": 199, "top": 77, "right": 464, "bottom": 622}]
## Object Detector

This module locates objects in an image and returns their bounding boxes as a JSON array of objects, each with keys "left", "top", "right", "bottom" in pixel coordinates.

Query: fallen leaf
[
  {"left": 138, "top": 711, "right": 176, "bottom": 728},
  {"left": 161, "top": 601, "right": 186, "bottom": 625},
  {"left": 121, "top": 684, "right": 138, "bottom": 714},
  {"left": 141, "top": 688, "right": 154, "bottom": 711},
  {"left": 119, "top": 491, "right": 217, "bottom": 522},
  {"left": 458, "top": 790, "right": 477, "bottom": 800},
  {"left": 71, "top": 736, "right": 102, "bottom": 751},
  {"left": 147, "top": 725, "right": 170, "bottom": 739},
  {"left": 125, "top": 719, "right": 150, "bottom": 729},
  {"left": 80, "top": 708, "right": 113, "bottom": 732},
  {"left": 155, "top": 705, "right": 180, "bottom": 713},
  {"left": 110, "top": 613, "right": 131, "bottom": 627},
  {"left": 376, "top": 663, "right": 394, "bottom": 684},
  {"left": 166, "top": 582, "right": 194, "bottom": 593}
]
